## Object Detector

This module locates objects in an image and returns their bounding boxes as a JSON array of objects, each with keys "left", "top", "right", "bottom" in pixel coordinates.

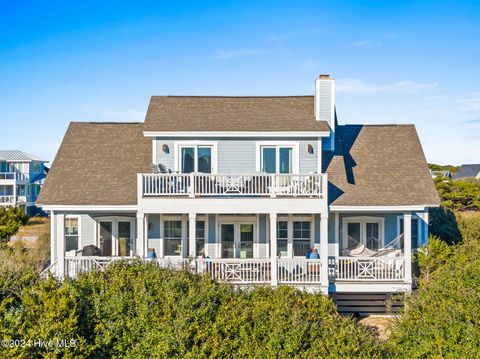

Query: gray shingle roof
[
  {"left": 453, "top": 164, "right": 480, "bottom": 179},
  {"left": 144, "top": 96, "right": 330, "bottom": 132},
  {"left": 325, "top": 125, "right": 440, "bottom": 206},
  {"left": 38, "top": 121, "right": 439, "bottom": 207},
  {"left": 0, "top": 150, "right": 47, "bottom": 162},
  {"left": 37, "top": 122, "right": 151, "bottom": 206}
]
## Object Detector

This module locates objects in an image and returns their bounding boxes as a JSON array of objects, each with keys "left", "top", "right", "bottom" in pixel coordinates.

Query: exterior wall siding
[{"left": 154, "top": 137, "right": 319, "bottom": 174}]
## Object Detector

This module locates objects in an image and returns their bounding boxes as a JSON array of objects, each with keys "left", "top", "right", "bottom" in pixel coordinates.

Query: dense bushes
[
  {"left": 387, "top": 213, "right": 480, "bottom": 357},
  {"left": 0, "top": 206, "right": 28, "bottom": 246},
  {"left": 434, "top": 177, "right": 480, "bottom": 211},
  {"left": 0, "top": 261, "right": 380, "bottom": 358}
]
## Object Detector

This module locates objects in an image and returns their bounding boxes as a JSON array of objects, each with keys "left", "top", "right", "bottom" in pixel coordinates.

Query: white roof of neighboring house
[{"left": 0, "top": 150, "right": 47, "bottom": 162}]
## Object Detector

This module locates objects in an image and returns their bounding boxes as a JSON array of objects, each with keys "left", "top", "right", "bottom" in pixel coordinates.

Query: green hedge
[
  {"left": 387, "top": 213, "right": 480, "bottom": 357},
  {"left": 0, "top": 206, "right": 28, "bottom": 246},
  {"left": 0, "top": 262, "right": 380, "bottom": 358}
]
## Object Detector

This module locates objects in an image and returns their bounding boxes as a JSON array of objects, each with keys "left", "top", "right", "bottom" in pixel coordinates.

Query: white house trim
[
  {"left": 143, "top": 131, "right": 330, "bottom": 138},
  {"left": 330, "top": 205, "right": 433, "bottom": 212},
  {"left": 41, "top": 205, "right": 138, "bottom": 211}
]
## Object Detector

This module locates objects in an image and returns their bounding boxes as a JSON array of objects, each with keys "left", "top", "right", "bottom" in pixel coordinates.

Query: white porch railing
[
  {"left": 203, "top": 259, "right": 271, "bottom": 284},
  {"left": 62, "top": 256, "right": 406, "bottom": 284},
  {"left": 328, "top": 256, "right": 405, "bottom": 281},
  {"left": 64, "top": 256, "right": 132, "bottom": 277},
  {"left": 142, "top": 173, "right": 324, "bottom": 198},
  {"left": 278, "top": 258, "right": 322, "bottom": 284}
]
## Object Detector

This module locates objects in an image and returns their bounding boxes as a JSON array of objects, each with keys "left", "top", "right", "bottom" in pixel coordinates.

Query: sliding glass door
[{"left": 97, "top": 218, "right": 134, "bottom": 256}]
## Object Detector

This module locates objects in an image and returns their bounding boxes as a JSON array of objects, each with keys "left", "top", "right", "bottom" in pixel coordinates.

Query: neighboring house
[
  {"left": 453, "top": 164, "right": 480, "bottom": 179},
  {"left": 430, "top": 170, "right": 451, "bottom": 179},
  {"left": 38, "top": 75, "right": 439, "bottom": 296},
  {"left": 0, "top": 150, "right": 48, "bottom": 215}
]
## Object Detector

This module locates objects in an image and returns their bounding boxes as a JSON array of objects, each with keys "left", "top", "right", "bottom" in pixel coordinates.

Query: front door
[{"left": 220, "top": 223, "right": 255, "bottom": 258}]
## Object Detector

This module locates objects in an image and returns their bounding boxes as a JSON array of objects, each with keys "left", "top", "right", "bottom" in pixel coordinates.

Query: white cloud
[
  {"left": 350, "top": 40, "right": 382, "bottom": 47},
  {"left": 428, "top": 92, "right": 480, "bottom": 115},
  {"left": 215, "top": 49, "right": 260, "bottom": 60},
  {"left": 458, "top": 93, "right": 480, "bottom": 114},
  {"left": 336, "top": 78, "right": 438, "bottom": 93}
]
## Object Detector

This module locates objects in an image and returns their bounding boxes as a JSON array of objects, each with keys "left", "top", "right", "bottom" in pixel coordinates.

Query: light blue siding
[
  {"left": 80, "top": 215, "right": 96, "bottom": 247},
  {"left": 259, "top": 214, "right": 267, "bottom": 243},
  {"left": 208, "top": 214, "right": 216, "bottom": 244},
  {"left": 148, "top": 214, "right": 161, "bottom": 238},
  {"left": 155, "top": 137, "right": 319, "bottom": 174},
  {"left": 218, "top": 140, "right": 256, "bottom": 173}
]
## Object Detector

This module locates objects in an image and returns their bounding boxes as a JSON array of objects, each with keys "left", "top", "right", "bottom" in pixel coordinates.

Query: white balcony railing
[
  {"left": 0, "top": 195, "right": 27, "bottom": 205},
  {"left": 142, "top": 173, "right": 324, "bottom": 198},
  {"left": 328, "top": 256, "right": 405, "bottom": 281},
  {"left": 0, "top": 195, "right": 15, "bottom": 204}
]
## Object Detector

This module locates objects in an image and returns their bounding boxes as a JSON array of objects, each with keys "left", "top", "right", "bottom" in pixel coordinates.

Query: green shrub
[
  {"left": 0, "top": 206, "right": 28, "bottom": 246},
  {"left": 388, "top": 212, "right": 480, "bottom": 357},
  {"left": 0, "top": 261, "right": 380, "bottom": 358},
  {"left": 387, "top": 252, "right": 480, "bottom": 357},
  {"left": 434, "top": 177, "right": 480, "bottom": 211}
]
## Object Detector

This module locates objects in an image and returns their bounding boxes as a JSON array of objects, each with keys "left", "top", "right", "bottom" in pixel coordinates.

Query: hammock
[{"left": 340, "top": 231, "right": 404, "bottom": 257}]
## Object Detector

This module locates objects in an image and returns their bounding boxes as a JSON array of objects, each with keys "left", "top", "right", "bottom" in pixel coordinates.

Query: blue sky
[{"left": 1, "top": 0, "right": 479, "bottom": 165}]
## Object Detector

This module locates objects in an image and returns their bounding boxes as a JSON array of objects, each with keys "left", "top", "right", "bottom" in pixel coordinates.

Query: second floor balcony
[
  {"left": 0, "top": 172, "right": 28, "bottom": 182},
  {"left": 141, "top": 172, "right": 326, "bottom": 198}
]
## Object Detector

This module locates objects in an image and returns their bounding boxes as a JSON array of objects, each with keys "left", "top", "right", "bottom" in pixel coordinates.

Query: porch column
[
  {"left": 181, "top": 215, "right": 188, "bottom": 258},
  {"left": 56, "top": 213, "right": 65, "bottom": 277},
  {"left": 136, "top": 212, "right": 145, "bottom": 257},
  {"left": 144, "top": 214, "right": 149, "bottom": 258},
  {"left": 188, "top": 213, "right": 197, "bottom": 258},
  {"left": 50, "top": 210, "right": 57, "bottom": 276},
  {"left": 320, "top": 213, "right": 329, "bottom": 294},
  {"left": 403, "top": 212, "right": 412, "bottom": 290},
  {"left": 270, "top": 212, "right": 278, "bottom": 286}
]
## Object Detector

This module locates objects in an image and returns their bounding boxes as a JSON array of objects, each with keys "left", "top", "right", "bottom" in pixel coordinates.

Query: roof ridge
[{"left": 150, "top": 95, "right": 313, "bottom": 99}]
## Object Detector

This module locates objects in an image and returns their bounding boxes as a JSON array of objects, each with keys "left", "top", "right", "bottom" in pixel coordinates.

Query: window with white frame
[
  {"left": 65, "top": 218, "right": 79, "bottom": 251},
  {"left": 342, "top": 217, "right": 384, "bottom": 251},
  {"left": 277, "top": 221, "right": 288, "bottom": 257},
  {"left": 293, "top": 221, "right": 311, "bottom": 257},
  {"left": 164, "top": 220, "right": 182, "bottom": 256},
  {"left": 261, "top": 146, "right": 293, "bottom": 174},
  {"left": 178, "top": 144, "right": 215, "bottom": 173},
  {"left": 398, "top": 216, "right": 419, "bottom": 249},
  {"left": 33, "top": 163, "right": 42, "bottom": 173}
]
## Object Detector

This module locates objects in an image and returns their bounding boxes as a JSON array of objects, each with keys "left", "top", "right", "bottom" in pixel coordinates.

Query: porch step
[{"left": 331, "top": 292, "right": 404, "bottom": 315}]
